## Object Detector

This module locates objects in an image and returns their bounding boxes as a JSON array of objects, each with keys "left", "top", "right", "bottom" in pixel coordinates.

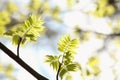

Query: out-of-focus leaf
[
  {"left": 6, "top": 2, "right": 18, "bottom": 14},
  {"left": 67, "top": 0, "right": 73, "bottom": 8},
  {"left": 0, "top": 26, "right": 5, "bottom": 35},
  {"left": 0, "top": 62, "right": 15, "bottom": 80},
  {"left": 42, "top": 1, "right": 51, "bottom": 14},
  {"left": 5, "top": 64, "right": 14, "bottom": 76},
  {"left": 29, "top": 0, "right": 41, "bottom": 11},
  {"left": 118, "top": 19, "right": 120, "bottom": 26},
  {"left": 92, "top": 0, "right": 116, "bottom": 17},
  {"left": 88, "top": 57, "right": 99, "bottom": 67},
  {"left": 0, "top": 62, "right": 4, "bottom": 71},
  {"left": 106, "top": 5, "right": 115, "bottom": 16},
  {"left": 66, "top": 74, "right": 73, "bottom": 80},
  {"left": 0, "top": 10, "right": 10, "bottom": 26},
  {"left": 96, "top": 34, "right": 104, "bottom": 39},
  {"left": 52, "top": 6, "right": 61, "bottom": 22},
  {"left": 45, "top": 55, "right": 59, "bottom": 71},
  {"left": 98, "top": 0, "right": 108, "bottom": 8},
  {"left": 114, "top": 38, "right": 120, "bottom": 47},
  {"left": 87, "top": 57, "right": 100, "bottom": 75}
]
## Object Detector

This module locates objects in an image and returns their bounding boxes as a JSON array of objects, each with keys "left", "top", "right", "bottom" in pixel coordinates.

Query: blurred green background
[{"left": 0, "top": 0, "right": 120, "bottom": 80}]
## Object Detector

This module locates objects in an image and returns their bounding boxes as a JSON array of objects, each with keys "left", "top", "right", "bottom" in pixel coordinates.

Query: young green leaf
[
  {"left": 45, "top": 55, "right": 59, "bottom": 71},
  {"left": 63, "top": 52, "right": 74, "bottom": 65},
  {"left": 12, "top": 34, "right": 21, "bottom": 45},
  {"left": 5, "top": 14, "right": 45, "bottom": 45},
  {"left": 58, "top": 34, "right": 79, "bottom": 53},
  {"left": 59, "top": 62, "right": 79, "bottom": 79}
]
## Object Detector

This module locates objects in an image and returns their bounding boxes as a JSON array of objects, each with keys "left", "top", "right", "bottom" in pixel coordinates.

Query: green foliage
[
  {"left": 93, "top": 0, "right": 116, "bottom": 17},
  {"left": 5, "top": 14, "right": 45, "bottom": 45},
  {"left": 45, "top": 34, "right": 80, "bottom": 79},
  {"left": 6, "top": 2, "right": 18, "bottom": 14},
  {"left": 0, "top": 10, "right": 10, "bottom": 35},
  {"left": 59, "top": 62, "right": 79, "bottom": 79},
  {"left": 0, "top": 62, "right": 15, "bottom": 80},
  {"left": 65, "top": 74, "right": 73, "bottom": 80},
  {"left": 45, "top": 55, "right": 59, "bottom": 71},
  {"left": 87, "top": 57, "right": 100, "bottom": 75},
  {"left": 0, "top": 10, "right": 10, "bottom": 26},
  {"left": 29, "top": 0, "right": 41, "bottom": 11},
  {"left": 58, "top": 34, "right": 79, "bottom": 54},
  {"left": 63, "top": 52, "right": 74, "bottom": 65},
  {"left": 12, "top": 34, "right": 21, "bottom": 45},
  {"left": 0, "top": 26, "right": 6, "bottom": 35}
]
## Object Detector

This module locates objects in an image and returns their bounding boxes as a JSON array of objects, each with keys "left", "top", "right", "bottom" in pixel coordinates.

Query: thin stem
[
  {"left": 17, "top": 37, "right": 22, "bottom": 57},
  {"left": 0, "top": 42, "right": 48, "bottom": 80},
  {"left": 56, "top": 63, "right": 62, "bottom": 80},
  {"left": 56, "top": 53, "right": 66, "bottom": 80}
]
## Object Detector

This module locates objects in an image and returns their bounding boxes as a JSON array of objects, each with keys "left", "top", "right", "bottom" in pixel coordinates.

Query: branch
[{"left": 0, "top": 42, "right": 48, "bottom": 80}]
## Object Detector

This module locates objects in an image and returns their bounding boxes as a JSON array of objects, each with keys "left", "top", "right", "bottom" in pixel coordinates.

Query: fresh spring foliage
[
  {"left": 0, "top": 62, "right": 15, "bottom": 79},
  {"left": 58, "top": 34, "right": 79, "bottom": 54},
  {"left": 87, "top": 57, "right": 100, "bottom": 75},
  {"left": 6, "top": 2, "right": 18, "bottom": 14},
  {"left": 0, "top": 10, "right": 10, "bottom": 35},
  {"left": 93, "top": 0, "right": 116, "bottom": 17},
  {"left": 5, "top": 14, "right": 45, "bottom": 45},
  {"left": 45, "top": 34, "right": 80, "bottom": 79}
]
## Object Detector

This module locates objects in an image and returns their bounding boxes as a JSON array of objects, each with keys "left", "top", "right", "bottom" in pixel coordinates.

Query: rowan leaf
[
  {"left": 5, "top": 14, "right": 45, "bottom": 45},
  {"left": 58, "top": 34, "right": 79, "bottom": 53},
  {"left": 45, "top": 55, "right": 59, "bottom": 71},
  {"left": 59, "top": 62, "right": 79, "bottom": 79}
]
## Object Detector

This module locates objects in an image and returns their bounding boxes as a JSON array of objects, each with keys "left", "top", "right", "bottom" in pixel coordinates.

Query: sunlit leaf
[
  {"left": 58, "top": 34, "right": 79, "bottom": 53},
  {"left": 64, "top": 52, "right": 74, "bottom": 65},
  {"left": 5, "top": 14, "right": 45, "bottom": 45},
  {"left": 45, "top": 55, "right": 59, "bottom": 71},
  {"left": 59, "top": 62, "right": 79, "bottom": 79},
  {"left": 87, "top": 57, "right": 100, "bottom": 75},
  {"left": 12, "top": 34, "right": 21, "bottom": 45}
]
